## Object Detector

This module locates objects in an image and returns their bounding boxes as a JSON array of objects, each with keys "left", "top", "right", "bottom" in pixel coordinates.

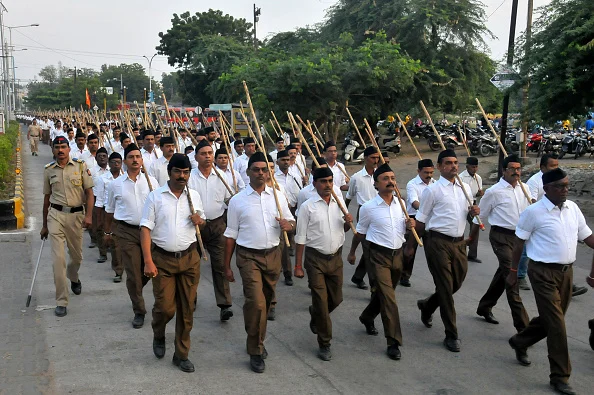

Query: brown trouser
[
  {"left": 29, "top": 137, "right": 39, "bottom": 153},
  {"left": 151, "top": 247, "right": 200, "bottom": 360},
  {"left": 419, "top": 232, "right": 468, "bottom": 339},
  {"left": 477, "top": 228, "right": 529, "bottom": 331},
  {"left": 360, "top": 244, "right": 403, "bottom": 346},
  {"left": 108, "top": 221, "right": 123, "bottom": 276},
  {"left": 92, "top": 208, "right": 107, "bottom": 256},
  {"left": 236, "top": 245, "right": 281, "bottom": 356},
  {"left": 42, "top": 129, "right": 49, "bottom": 144},
  {"left": 280, "top": 232, "right": 292, "bottom": 277},
  {"left": 47, "top": 208, "right": 83, "bottom": 307},
  {"left": 351, "top": 205, "right": 368, "bottom": 284},
  {"left": 115, "top": 221, "right": 150, "bottom": 315},
  {"left": 305, "top": 247, "right": 343, "bottom": 348},
  {"left": 511, "top": 262, "right": 573, "bottom": 385},
  {"left": 401, "top": 215, "right": 421, "bottom": 281},
  {"left": 466, "top": 213, "right": 479, "bottom": 259},
  {"left": 201, "top": 216, "right": 232, "bottom": 307}
]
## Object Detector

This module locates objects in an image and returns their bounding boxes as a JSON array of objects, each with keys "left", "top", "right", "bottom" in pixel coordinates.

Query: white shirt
[
  {"left": 459, "top": 170, "right": 483, "bottom": 199},
  {"left": 233, "top": 154, "right": 250, "bottom": 186},
  {"left": 50, "top": 128, "right": 67, "bottom": 141},
  {"left": 79, "top": 151, "right": 97, "bottom": 169},
  {"left": 188, "top": 167, "right": 232, "bottom": 220},
  {"left": 289, "top": 164, "right": 305, "bottom": 188},
  {"left": 140, "top": 184, "right": 206, "bottom": 252},
  {"left": 269, "top": 150, "right": 279, "bottom": 163},
  {"left": 95, "top": 172, "right": 118, "bottom": 208},
  {"left": 224, "top": 185, "right": 295, "bottom": 250},
  {"left": 406, "top": 175, "right": 435, "bottom": 215},
  {"left": 141, "top": 147, "right": 161, "bottom": 168},
  {"left": 274, "top": 169, "right": 301, "bottom": 207},
  {"left": 148, "top": 156, "right": 170, "bottom": 187},
  {"left": 327, "top": 161, "right": 348, "bottom": 188},
  {"left": 296, "top": 183, "right": 342, "bottom": 214},
  {"left": 281, "top": 132, "right": 291, "bottom": 146},
  {"left": 90, "top": 165, "right": 110, "bottom": 197},
  {"left": 357, "top": 194, "right": 406, "bottom": 250},
  {"left": 220, "top": 166, "right": 245, "bottom": 192},
  {"left": 416, "top": 176, "right": 473, "bottom": 238},
  {"left": 295, "top": 194, "right": 346, "bottom": 255},
  {"left": 177, "top": 136, "right": 194, "bottom": 150},
  {"left": 105, "top": 172, "right": 159, "bottom": 225},
  {"left": 346, "top": 167, "right": 377, "bottom": 206},
  {"left": 516, "top": 196, "right": 592, "bottom": 264},
  {"left": 230, "top": 141, "right": 241, "bottom": 159},
  {"left": 475, "top": 178, "right": 529, "bottom": 230},
  {"left": 188, "top": 154, "right": 198, "bottom": 170},
  {"left": 526, "top": 170, "right": 544, "bottom": 201},
  {"left": 70, "top": 147, "right": 88, "bottom": 159}
]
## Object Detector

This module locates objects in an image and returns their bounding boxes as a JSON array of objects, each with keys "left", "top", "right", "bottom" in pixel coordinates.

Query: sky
[{"left": 6, "top": 0, "right": 551, "bottom": 84}]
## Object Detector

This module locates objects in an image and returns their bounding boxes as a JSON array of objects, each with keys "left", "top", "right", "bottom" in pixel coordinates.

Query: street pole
[
  {"left": 253, "top": 4, "right": 261, "bottom": 50},
  {"left": 520, "top": 0, "right": 534, "bottom": 162},
  {"left": 142, "top": 54, "right": 157, "bottom": 102},
  {"left": 0, "top": 3, "right": 10, "bottom": 121},
  {"left": 499, "top": 0, "right": 519, "bottom": 178}
]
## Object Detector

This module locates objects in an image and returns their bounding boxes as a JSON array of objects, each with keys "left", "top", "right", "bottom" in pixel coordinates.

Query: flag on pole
[{"left": 85, "top": 88, "right": 91, "bottom": 109}]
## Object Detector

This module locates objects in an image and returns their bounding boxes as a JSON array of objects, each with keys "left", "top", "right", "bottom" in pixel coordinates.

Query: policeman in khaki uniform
[
  {"left": 41, "top": 136, "right": 94, "bottom": 317},
  {"left": 27, "top": 119, "right": 42, "bottom": 156}
]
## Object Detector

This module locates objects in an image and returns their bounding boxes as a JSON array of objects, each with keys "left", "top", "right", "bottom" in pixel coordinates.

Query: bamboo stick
[
  {"left": 185, "top": 185, "right": 207, "bottom": 261},
  {"left": 345, "top": 103, "right": 367, "bottom": 148},
  {"left": 395, "top": 113, "right": 422, "bottom": 160}
]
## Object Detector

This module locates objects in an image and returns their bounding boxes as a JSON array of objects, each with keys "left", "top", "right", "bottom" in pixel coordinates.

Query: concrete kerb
[{"left": 0, "top": 123, "right": 26, "bottom": 230}]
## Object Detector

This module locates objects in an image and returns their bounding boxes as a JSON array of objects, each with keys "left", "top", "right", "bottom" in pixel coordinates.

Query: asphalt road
[{"left": 2, "top": 128, "right": 594, "bottom": 394}]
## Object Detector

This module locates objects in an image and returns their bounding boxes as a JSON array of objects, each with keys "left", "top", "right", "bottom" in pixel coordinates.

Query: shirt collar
[
  {"left": 542, "top": 195, "right": 568, "bottom": 211},
  {"left": 437, "top": 176, "right": 456, "bottom": 186},
  {"left": 373, "top": 194, "right": 395, "bottom": 206},
  {"left": 246, "top": 184, "right": 274, "bottom": 196}
]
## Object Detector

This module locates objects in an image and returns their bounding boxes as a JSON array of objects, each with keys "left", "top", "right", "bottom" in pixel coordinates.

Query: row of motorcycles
[{"left": 527, "top": 128, "right": 594, "bottom": 159}]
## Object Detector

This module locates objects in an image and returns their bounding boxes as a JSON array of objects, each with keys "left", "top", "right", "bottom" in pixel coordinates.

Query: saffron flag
[{"left": 85, "top": 88, "right": 91, "bottom": 109}]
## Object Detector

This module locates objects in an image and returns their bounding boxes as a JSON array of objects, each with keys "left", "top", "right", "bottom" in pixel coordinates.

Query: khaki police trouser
[
  {"left": 29, "top": 137, "right": 39, "bottom": 153},
  {"left": 151, "top": 248, "right": 200, "bottom": 360},
  {"left": 47, "top": 208, "right": 83, "bottom": 307}
]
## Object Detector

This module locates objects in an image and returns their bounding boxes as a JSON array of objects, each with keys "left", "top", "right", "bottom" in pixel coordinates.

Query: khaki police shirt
[
  {"left": 43, "top": 158, "right": 94, "bottom": 207},
  {"left": 28, "top": 125, "right": 42, "bottom": 137}
]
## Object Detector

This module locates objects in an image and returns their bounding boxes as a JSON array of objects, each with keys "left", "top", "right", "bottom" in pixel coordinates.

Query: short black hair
[
  {"left": 540, "top": 153, "right": 558, "bottom": 168},
  {"left": 503, "top": 154, "right": 521, "bottom": 169}
]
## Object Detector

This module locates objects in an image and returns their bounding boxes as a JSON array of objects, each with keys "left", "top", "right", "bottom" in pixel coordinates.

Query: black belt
[
  {"left": 50, "top": 203, "right": 83, "bottom": 213},
  {"left": 206, "top": 215, "right": 224, "bottom": 223},
  {"left": 532, "top": 261, "right": 572, "bottom": 272},
  {"left": 429, "top": 230, "right": 464, "bottom": 243},
  {"left": 117, "top": 220, "right": 139, "bottom": 229},
  {"left": 491, "top": 225, "right": 516, "bottom": 236},
  {"left": 238, "top": 245, "right": 279, "bottom": 255},
  {"left": 369, "top": 242, "right": 402, "bottom": 257},
  {"left": 305, "top": 246, "right": 343, "bottom": 260},
  {"left": 153, "top": 242, "right": 197, "bottom": 259}
]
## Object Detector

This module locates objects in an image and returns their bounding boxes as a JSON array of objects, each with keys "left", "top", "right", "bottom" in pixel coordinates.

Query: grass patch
[{"left": 0, "top": 121, "right": 20, "bottom": 200}]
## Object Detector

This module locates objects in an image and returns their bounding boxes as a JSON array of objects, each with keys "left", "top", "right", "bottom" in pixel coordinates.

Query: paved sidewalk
[{"left": 4, "top": 126, "right": 594, "bottom": 394}]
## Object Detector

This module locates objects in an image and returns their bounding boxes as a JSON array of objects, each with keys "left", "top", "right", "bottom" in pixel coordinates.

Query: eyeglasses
[
  {"left": 549, "top": 183, "right": 569, "bottom": 190},
  {"left": 505, "top": 167, "right": 522, "bottom": 172},
  {"left": 250, "top": 167, "right": 269, "bottom": 173}
]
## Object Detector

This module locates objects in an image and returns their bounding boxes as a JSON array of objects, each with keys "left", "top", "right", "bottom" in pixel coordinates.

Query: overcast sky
[{"left": 6, "top": 0, "right": 551, "bottom": 83}]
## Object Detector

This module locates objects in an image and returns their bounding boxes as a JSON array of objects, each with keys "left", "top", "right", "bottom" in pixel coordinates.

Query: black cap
[
  {"left": 119, "top": 132, "right": 130, "bottom": 141},
  {"left": 243, "top": 137, "right": 255, "bottom": 145},
  {"left": 97, "top": 147, "right": 108, "bottom": 156},
  {"left": 248, "top": 151, "right": 272, "bottom": 168},
  {"left": 185, "top": 146, "right": 195, "bottom": 154},
  {"left": 323, "top": 140, "right": 336, "bottom": 151},
  {"left": 275, "top": 137, "right": 284, "bottom": 143},
  {"left": 286, "top": 144, "right": 296, "bottom": 151},
  {"left": 466, "top": 156, "right": 479, "bottom": 165},
  {"left": 196, "top": 140, "right": 211, "bottom": 152},
  {"left": 437, "top": 149, "right": 457, "bottom": 163},
  {"left": 52, "top": 136, "right": 69, "bottom": 146},
  {"left": 109, "top": 152, "right": 122, "bottom": 161},
  {"left": 313, "top": 167, "right": 333, "bottom": 181},
  {"left": 204, "top": 126, "right": 215, "bottom": 134},
  {"left": 277, "top": 150, "right": 290, "bottom": 159},
  {"left": 363, "top": 146, "right": 378, "bottom": 157},
  {"left": 124, "top": 143, "right": 140, "bottom": 159},
  {"left": 75, "top": 131, "right": 86, "bottom": 139},
  {"left": 159, "top": 136, "right": 174, "bottom": 147},
  {"left": 87, "top": 133, "right": 99, "bottom": 142},
  {"left": 215, "top": 147, "right": 228, "bottom": 158},
  {"left": 418, "top": 159, "right": 434, "bottom": 169},
  {"left": 542, "top": 168, "right": 567, "bottom": 185},
  {"left": 373, "top": 163, "right": 393, "bottom": 181},
  {"left": 167, "top": 153, "right": 192, "bottom": 172},
  {"left": 312, "top": 157, "right": 327, "bottom": 171},
  {"left": 290, "top": 137, "right": 301, "bottom": 144}
]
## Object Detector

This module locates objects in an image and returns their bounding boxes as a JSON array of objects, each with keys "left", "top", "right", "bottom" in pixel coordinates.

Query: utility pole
[
  {"left": 253, "top": 4, "right": 261, "bottom": 49},
  {"left": 520, "top": 0, "right": 534, "bottom": 161},
  {"left": 498, "top": 0, "right": 519, "bottom": 178},
  {"left": 0, "top": 2, "right": 10, "bottom": 121}
]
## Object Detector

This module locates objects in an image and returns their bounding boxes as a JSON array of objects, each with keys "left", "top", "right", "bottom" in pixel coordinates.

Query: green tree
[
  {"left": 98, "top": 63, "right": 158, "bottom": 103},
  {"left": 517, "top": 0, "right": 594, "bottom": 121}
]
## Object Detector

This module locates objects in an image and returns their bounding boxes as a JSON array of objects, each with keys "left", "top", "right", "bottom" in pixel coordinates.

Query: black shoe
[
  {"left": 132, "top": 314, "right": 145, "bottom": 329},
  {"left": 262, "top": 347, "right": 268, "bottom": 360},
  {"left": 284, "top": 275, "right": 293, "bottom": 286},
  {"left": 250, "top": 355, "right": 265, "bottom": 373},
  {"left": 518, "top": 277, "right": 531, "bottom": 290},
  {"left": 399, "top": 278, "right": 411, "bottom": 287},
  {"left": 89, "top": 242, "right": 96, "bottom": 248},
  {"left": 443, "top": 337, "right": 460, "bottom": 352},
  {"left": 387, "top": 344, "right": 401, "bottom": 360},
  {"left": 97, "top": 255, "right": 107, "bottom": 263},
  {"left": 113, "top": 274, "right": 122, "bottom": 283},
  {"left": 359, "top": 316, "right": 378, "bottom": 336},
  {"left": 477, "top": 310, "right": 499, "bottom": 325},
  {"left": 153, "top": 338, "right": 165, "bottom": 359},
  {"left": 572, "top": 284, "right": 588, "bottom": 297},
  {"left": 508, "top": 338, "right": 531, "bottom": 366},
  {"left": 588, "top": 320, "right": 594, "bottom": 350},
  {"left": 352, "top": 279, "right": 368, "bottom": 290},
  {"left": 54, "top": 306, "right": 67, "bottom": 317},
  {"left": 549, "top": 381, "right": 576, "bottom": 395},
  {"left": 71, "top": 280, "right": 82, "bottom": 295},
  {"left": 309, "top": 306, "right": 317, "bottom": 334},
  {"left": 318, "top": 346, "right": 332, "bottom": 361},
  {"left": 468, "top": 257, "right": 482, "bottom": 263},
  {"left": 417, "top": 300, "right": 432, "bottom": 328},
  {"left": 267, "top": 307, "right": 276, "bottom": 321},
  {"left": 220, "top": 307, "right": 233, "bottom": 322},
  {"left": 172, "top": 354, "right": 195, "bottom": 373}
]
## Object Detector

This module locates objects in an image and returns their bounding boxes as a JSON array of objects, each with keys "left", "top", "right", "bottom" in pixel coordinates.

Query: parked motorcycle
[
  {"left": 558, "top": 131, "right": 579, "bottom": 159},
  {"left": 537, "top": 131, "right": 563, "bottom": 157},
  {"left": 342, "top": 132, "right": 365, "bottom": 163},
  {"left": 428, "top": 132, "right": 460, "bottom": 151},
  {"left": 574, "top": 131, "right": 594, "bottom": 159},
  {"left": 375, "top": 130, "right": 402, "bottom": 153}
]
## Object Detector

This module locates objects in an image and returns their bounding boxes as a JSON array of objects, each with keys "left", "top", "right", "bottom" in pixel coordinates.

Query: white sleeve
[
  {"left": 355, "top": 203, "right": 371, "bottom": 235},
  {"left": 415, "top": 187, "right": 434, "bottom": 224},
  {"left": 223, "top": 195, "right": 240, "bottom": 240},
  {"left": 294, "top": 201, "right": 310, "bottom": 245},
  {"left": 406, "top": 181, "right": 418, "bottom": 205},
  {"left": 105, "top": 180, "right": 116, "bottom": 214},
  {"left": 139, "top": 191, "right": 156, "bottom": 230}
]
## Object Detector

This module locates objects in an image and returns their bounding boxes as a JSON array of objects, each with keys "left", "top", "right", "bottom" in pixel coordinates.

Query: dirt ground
[{"left": 342, "top": 137, "right": 594, "bottom": 220}]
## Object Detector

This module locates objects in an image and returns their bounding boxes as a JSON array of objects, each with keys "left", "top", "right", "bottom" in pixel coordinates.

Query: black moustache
[
  {"left": 386, "top": 184, "right": 394, "bottom": 188},
  {"left": 176, "top": 179, "right": 186, "bottom": 182}
]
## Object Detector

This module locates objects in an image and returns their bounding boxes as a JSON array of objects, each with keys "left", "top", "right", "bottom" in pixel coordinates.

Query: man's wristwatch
[{"left": 104, "top": 231, "right": 113, "bottom": 236}]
